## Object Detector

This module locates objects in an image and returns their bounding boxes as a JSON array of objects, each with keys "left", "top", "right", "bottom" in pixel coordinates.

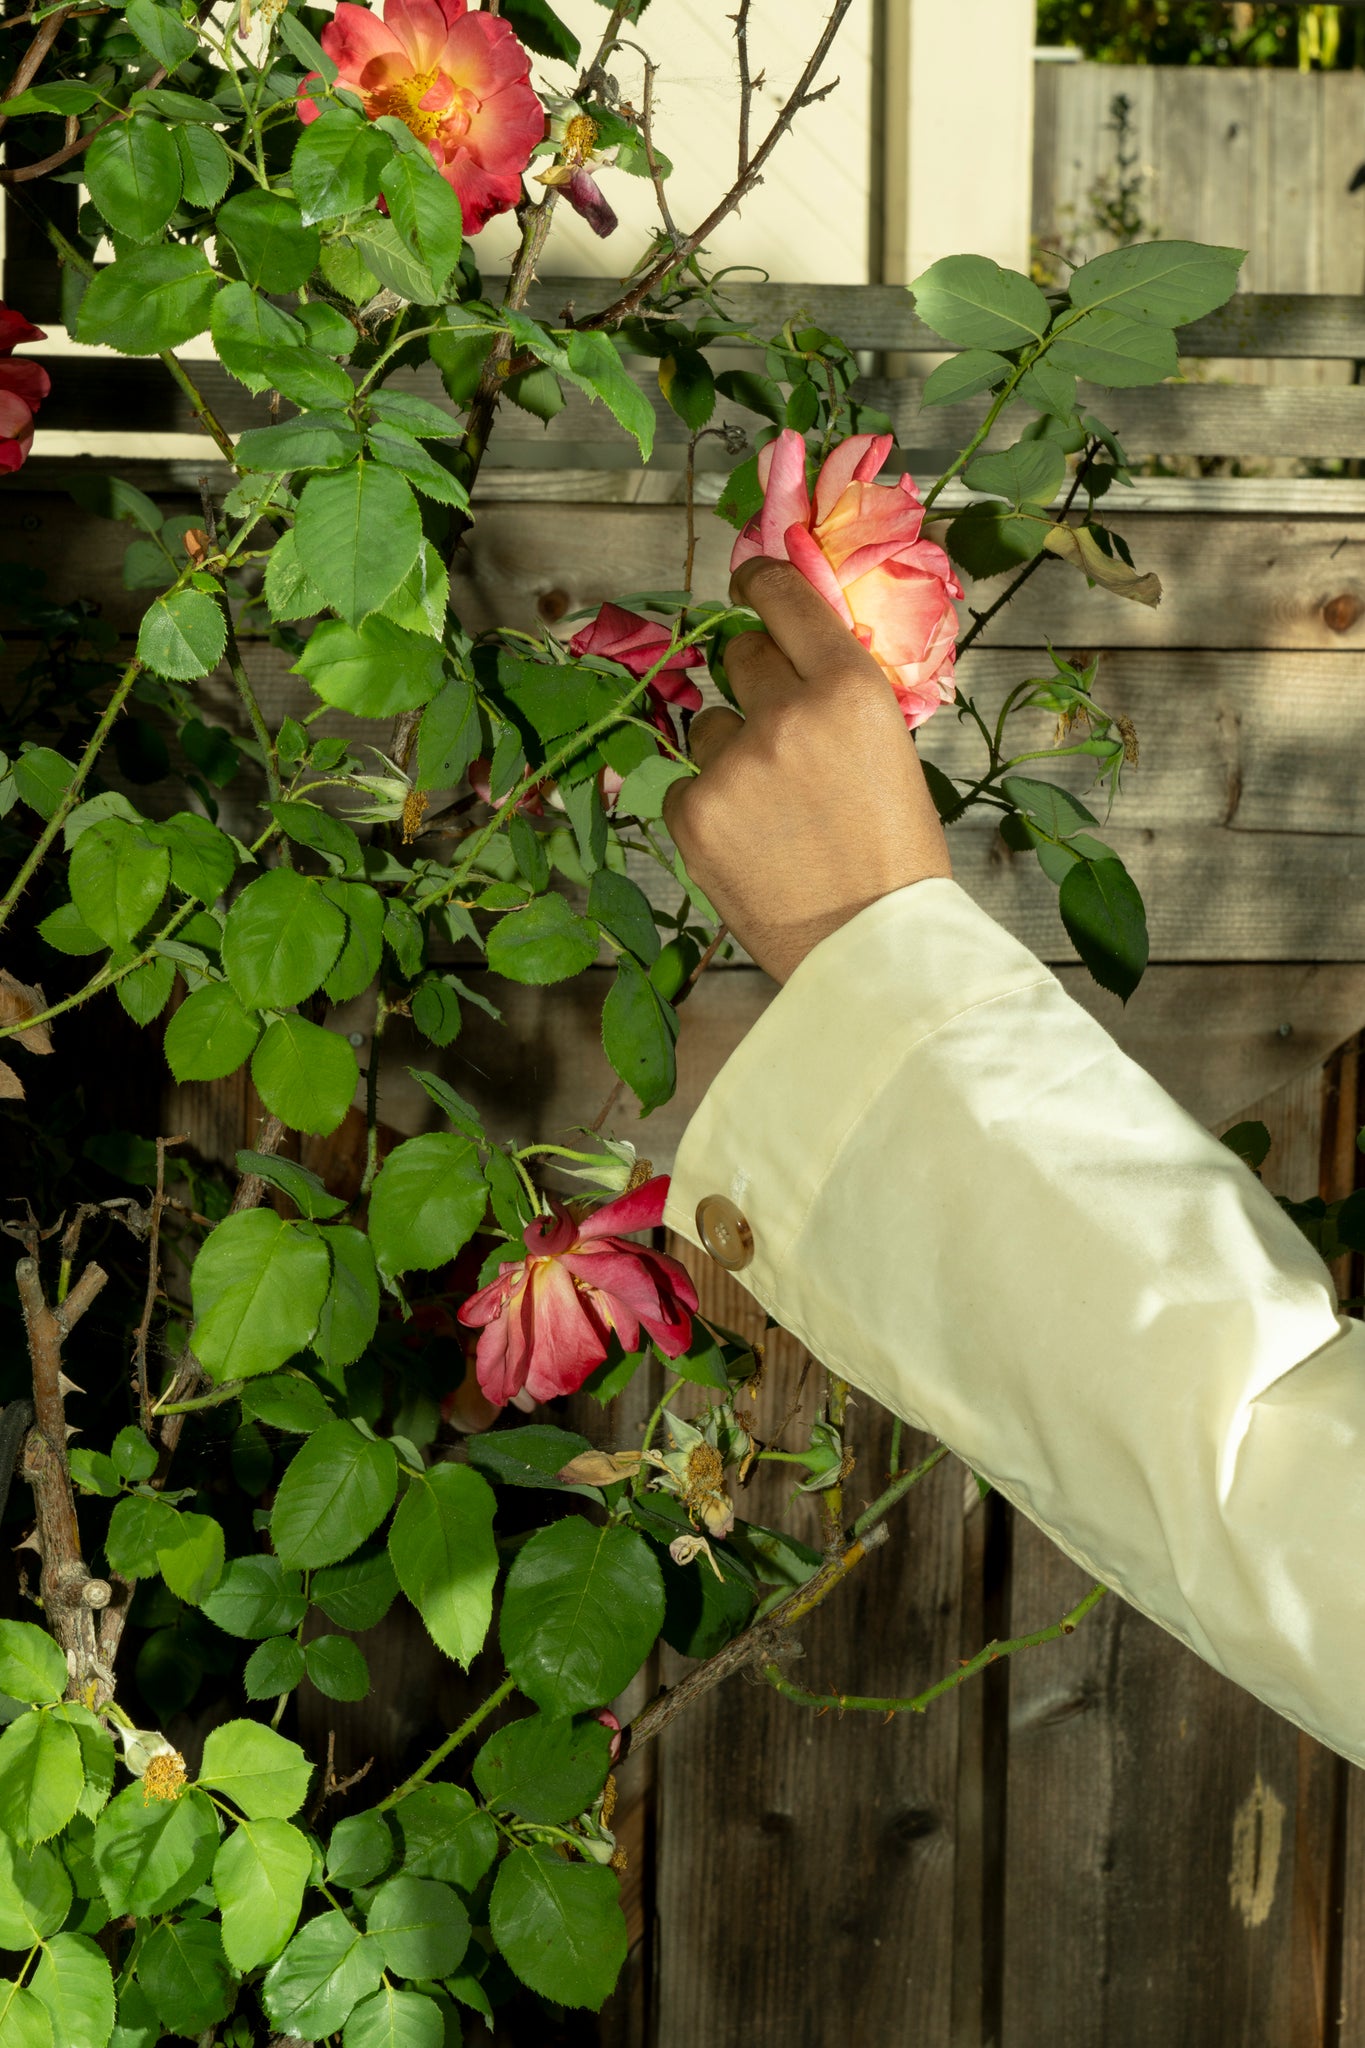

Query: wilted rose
[
  {"left": 456, "top": 1175, "right": 698, "bottom": 1407},
  {"left": 731, "top": 428, "right": 962, "bottom": 730}
]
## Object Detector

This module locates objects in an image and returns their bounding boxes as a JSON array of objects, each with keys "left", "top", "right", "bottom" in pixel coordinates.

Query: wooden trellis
[{"left": 3, "top": 271, "right": 1364, "bottom": 2046}]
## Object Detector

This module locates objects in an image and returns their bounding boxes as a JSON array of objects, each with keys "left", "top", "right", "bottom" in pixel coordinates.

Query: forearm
[{"left": 664, "top": 878, "right": 1364, "bottom": 1764}]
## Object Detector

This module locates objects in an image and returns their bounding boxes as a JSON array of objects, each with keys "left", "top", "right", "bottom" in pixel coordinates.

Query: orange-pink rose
[
  {"left": 297, "top": 0, "right": 543, "bottom": 234},
  {"left": 730, "top": 429, "right": 962, "bottom": 730}
]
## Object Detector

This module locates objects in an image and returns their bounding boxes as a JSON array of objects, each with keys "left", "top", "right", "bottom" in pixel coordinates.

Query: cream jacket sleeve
[{"left": 661, "top": 878, "right": 1365, "bottom": 1770}]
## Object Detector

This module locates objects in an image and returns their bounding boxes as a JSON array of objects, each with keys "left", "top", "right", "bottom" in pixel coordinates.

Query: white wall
[{"left": 478, "top": 0, "right": 874, "bottom": 284}]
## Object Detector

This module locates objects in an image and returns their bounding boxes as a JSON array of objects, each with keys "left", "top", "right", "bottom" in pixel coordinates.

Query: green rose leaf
[
  {"left": 486, "top": 892, "right": 599, "bottom": 986},
  {"left": 30, "top": 1934, "right": 115, "bottom": 2048},
  {"left": 294, "top": 462, "right": 423, "bottom": 628},
  {"left": 201, "top": 1555, "right": 307, "bottom": 1640},
  {"left": 92, "top": 1784, "right": 219, "bottom": 1918},
  {"left": 68, "top": 817, "right": 169, "bottom": 950},
  {"left": 587, "top": 868, "right": 660, "bottom": 965},
  {"left": 321, "top": 880, "right": 386, "bottom": 1004},
  {"left": 602, "top": 953, "right": 676, "bottom": 1112},
  {"left": 270, "top": 1420, "right": 398, "bottom": 1570},
  {"left": 214, "top": 1817, "right": 312, "bottom": 1971},
  {"left": 124, "top": 0, "right": 198, "bottom": 67},
  {"left": 251, "top": 1016, "right": 359, "bottom": 1137},
  {"left": 217, "top": 189, "right": 322, "bottom": 292},
  {"left": 234, "top": 411, "right": 362, "bottom": 473},
  {"left": 367, "top": 1131, "right": 486, "bottom": 1279},
  {"left": 909, "top": 254, "right": 1050, "bottom": 350},
  {"left": 115, "top": 954, "right": 175, "bottom": 1026},
  {"left": 378, "top": 152, "right": 462, "bottom": 299},
  {"left": 222, "top": 867, "right": 347, "bottom": 1010},
  {"left": 965, "top": 437, "right": 1067, "bottom": 508},
  {"left": 0, "top": 1834, "right": 71, "bottom": 1947},
  {"left": 240, "top": 1372, "right": 335, "bottom": 1434},
  {"left": 84, "top": 115, "right": 181, "bottom": 243},
  {"left": 1058, "top": 853, "right": 1150, "bottom": 1003},
  {"left": 197, "top": 1719, "right": 312, "bottom": 1820},
  {"left": 919, "top": 347, "right": 1011, "bottom": 407},
  {"left": 311, "top": 1223, "right": 381, "bottom": 1369},
  {"left": 293, "top": 614, "right": 444, "bottom": 717},
  {"left": 243, "top": 1635, "right": 307, "bottom": 1702},
  {"left": 136, "top": 589, "right": 227, "bottom": 681},
  {"left": 137, "top": 1921, "right": 233, "bottom": 2039},
  {"left": 1067, "top": 238, "right": 1244, "bottom": 328},
  {"left": 105, "top": 1491, "right": 178, "bottom": 1577},
  {"left": 191, "top": 1208, "right": 332, "bottom": 1382},
  {"left": 153, "top": 811, "right": 237, "bottom": 902},
  {"left": 269, "top": 801, "right": 363, "bottom": 877},
  {"left": 262, "top": 1909, "right": 384, "bottom": 2039},
  {"left": 234, "top": 1152, "right": 348, "bottom": 1222},
  {"left": 387, "top": 1463, "right": 497, "bottom": 1670},
  {"left": 500, "top": 1517, "right": 664, "bottom": 1715},
  {"left": 391, "top": 1783, "right": 497, "bottom": 1890},
  {"left": 0, "top": 1621, "right": 68, "bottom": 1705},
  {"left": 327, "top": 1811, "right": 394, "bottom": 1889},
  {"left": 562, "top": 330, "right": 655, "bottom": 460},
  {"left": 489, "top": 1847, "right": 626, "bottom": 2011},
  {"left": 473, "top": 1712, "right": 612, "bottom": 1825},
  {"left": 303, "top": 1634, "right": 370, "bottom": 1702},
  {"left": 291, "top": 108, "right": 393, "bottom": 224},
  {"left": 311, "top": 1546, "right": 399, "bottom": 1632},
  {"left": 264, "top": 526, "right": 327, "bottom": 621},
  {"left": 74, "top": 244, "right": 220, "bottom": 355},
  {"left": 0, "top": 1981, "right": 56, "bottom": 2048},
  {"left": 945, "top": 501, "right": 1051, "bottom": 580},
  {"left": 175, "top": 121, "right": 232, "bottom": 209},
  {"left": 156, "top": 1511, "right": 225, "bottom": 1604},
  {"left": 0, "top": 1712, "right": 83, "bottom": 1847},
  {"left": 163, "top": 981, "right": 261, "bottom": 1083},
  {"left": 612, "top": 754, "right": 690, "bottom": 820},
  {"left": 342, "top": 1986, "right": 445, "bottom": 2048},
  {"left": 1047, "top": 307, "right": 1179, "bottom": 388},
  {"left": 366, "top": 1874, "right": 469, "bottom": 1980}
]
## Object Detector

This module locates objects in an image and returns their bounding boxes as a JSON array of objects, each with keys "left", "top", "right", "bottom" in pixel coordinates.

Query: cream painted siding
[{"left": 477, "top": 0, "right": 875, "bottom": 282}]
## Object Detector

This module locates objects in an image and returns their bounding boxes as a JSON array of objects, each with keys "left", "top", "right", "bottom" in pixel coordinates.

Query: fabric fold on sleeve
[{"left": 663, "top": 877, "right": 1365, "bottom": 1766}]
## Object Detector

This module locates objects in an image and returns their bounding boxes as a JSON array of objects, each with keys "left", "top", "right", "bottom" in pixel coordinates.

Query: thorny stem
[
  {"left": 0, "top": 652, "right": 143, "bottom": 939},
  {"left": 626, "top": 1522, "right": 890, "bottom": 1750},
  {"left": 762, "top": 1581, "right": 1108, "bottom": 1720},
  {"left": 132, "top": 1137, "right": 186, "bottom": 1435},
  {"left": 735, "top": 0, "right": 755, "bottom": 175},
  {"left": 818, "top": 1370, "right": 850, "bottom": 1557},
  {"left": 851, "top": 1442, "right": 949, "bottom": 1540},
  {"left": 376, "top": 1675, "right": 517, "bottom": 1811},
  {"left": 0, "top": 2, "right": 74, "bottom": 134},
  {"left": 222, "top": 606, "right": 281, "bottom": 803},
  {"left": 920, "top": 358, "right": 1031, "bottom": 515},
  {"left": 361, "top": 992, "right": 389, "bottom": 1197},
  {"left": 953, "top": 438, "right": 1101, "bottom": 663}
]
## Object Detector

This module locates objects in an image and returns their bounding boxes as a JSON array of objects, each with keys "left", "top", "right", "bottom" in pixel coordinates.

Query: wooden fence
[{"left": 3, "top": 269, "right": 1365, "bottom": 2045}]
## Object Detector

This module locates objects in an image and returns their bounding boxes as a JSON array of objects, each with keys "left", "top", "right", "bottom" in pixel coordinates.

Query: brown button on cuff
[{"left": 695, "top": 1195, "right": 754, "bottom": 1272}]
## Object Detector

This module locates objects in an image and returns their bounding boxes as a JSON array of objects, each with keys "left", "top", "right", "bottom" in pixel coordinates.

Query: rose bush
[{"left": 0, "top": 0, "right": 1246, "bottom": 2034}]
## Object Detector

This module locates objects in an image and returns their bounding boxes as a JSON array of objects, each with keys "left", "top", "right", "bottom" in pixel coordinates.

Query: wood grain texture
[
  {"left": 651, "top": 1239, "right": 966, "bottom": 2048},
  {"left": 997, "top": 1048, "right": 1351, "bottom": 2048}
]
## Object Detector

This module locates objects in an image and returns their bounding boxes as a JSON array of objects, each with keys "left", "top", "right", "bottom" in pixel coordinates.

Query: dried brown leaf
[
  {"left": 0, "top": 1059, "right": 24, "bottom": 1102},
  {"left": 557, "top": 1450, "right": 643, "bottom": 1485},
  {"left": 1044, "top": 523, "right": 1162, "bottom": 606},
  {"left": 0, "top": 970, "right": 53, "bottom": 1055}
]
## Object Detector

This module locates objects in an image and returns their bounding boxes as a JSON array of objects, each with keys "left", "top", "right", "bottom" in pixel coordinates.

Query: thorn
[
  {"left": 63, "top": 1425, "right": 81, "bottom": 1440},
  {"left": 57, "top": 1374, "right": 84, "bottom": 1398}
]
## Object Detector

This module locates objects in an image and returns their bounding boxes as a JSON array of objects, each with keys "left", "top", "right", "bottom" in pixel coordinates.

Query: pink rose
[
  {"left": 456, "top": 1175, "right": 699, "bottom": 1407},
  {"left": 0, "top": 306, "right": 50, "bottom": 476},
  {"left": 297, "top": 0, "right": 544, "bottom": 234},
  {"left": 731, "top": 429, "right": 962, "bottom": 731},
  {"left": 568, "top": 603, "right": 704, "bottom": 748}
]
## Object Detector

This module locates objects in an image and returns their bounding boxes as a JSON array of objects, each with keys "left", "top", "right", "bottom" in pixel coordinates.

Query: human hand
[{"left": 662, "top": 557, "right": 953, "bottom": 984}]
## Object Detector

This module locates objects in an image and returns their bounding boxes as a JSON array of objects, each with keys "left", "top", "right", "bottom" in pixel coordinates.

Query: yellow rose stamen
[{"left": 141, "top": 1750, "right": 187, "bottom": 1804}]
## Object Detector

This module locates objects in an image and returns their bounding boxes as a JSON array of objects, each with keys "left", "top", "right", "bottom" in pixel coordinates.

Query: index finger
[{"left": 729, "top": 555, "right": 872, "bottom": 687}]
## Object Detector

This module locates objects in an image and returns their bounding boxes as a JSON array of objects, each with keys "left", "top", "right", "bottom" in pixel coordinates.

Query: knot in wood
[
  {"left": 536, "top": 587, "right": 571, "bottom": 623},
  {"left": 1322, "top": 590, "right": 1362, "bottom": 634}
]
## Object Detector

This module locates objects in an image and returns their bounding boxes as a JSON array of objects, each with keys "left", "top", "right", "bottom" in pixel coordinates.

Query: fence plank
[
  {"left": 999, "top": 1056, "right": 1347, "bottom": 2048},
  {"left": 27, "top": 350, "right": 1365, "bottom": 460},
  {"left": 652, "top": 1239, "right": 965, "bottom": 2048}
]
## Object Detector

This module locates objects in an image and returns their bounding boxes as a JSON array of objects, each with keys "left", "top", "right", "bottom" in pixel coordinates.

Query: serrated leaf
[
  {"left": 92, "top": 1785, "right": 218, "bottom": 1918},
  {"left": 1057, "top": 853, "right": 1150, "bottom": 1002},
  {"left": 490, "top": 1848, "right": 626, "bottom": 2011},
  {"left": 367, "top": 1132, "right": 486, "bottom": 1279},
  {"left": 251, "top": 1016, "right": 359, "bottom": 1137},
  {"left": 222, "top": 867, "right": 346, "bottom": 1010},
  {"left": 1068, "top": 238, "right": 1244, "bottom": 328},
  {"left": 293, "top": 614, "right": 443, "bottom": 715},
  {"left": 198, "top": 1719, "right": 312, "bottom": 1820},
  {"left": 214, "top": 1817, "right": 312, "bottom": 1971},
  {"left": 0, "top": 1713, "right": 83, "bottom": 1848},
  {"left": 262, "top": 1910, "right": 383, "bottom": 2038},
  {"left": 136, "top": 589, "right": 226, "bottom": 681},
  {"left": 909, "top": 255, "right": 1050, "bottom": 350},
  {"left": 163, "top": 980, "right": 261, "bottom": 1082},
  {"left": 270, "top": 1421, "right": 398, "bottom": 1570},
  {"left": 500, "top": 1517, "right": 664, "bottom": 1715},
  {"left": 191, "top": 1208, "right": 331, "bottom": 1382},
  {"left": 387, "top": 1464, "right": 496, "bottom": 1670},
  {"left": 294, "top": 462, "right": 423, "bottom": 627},
  {"left": 73, "top": 244, "right": 219, "bottom": 355}
]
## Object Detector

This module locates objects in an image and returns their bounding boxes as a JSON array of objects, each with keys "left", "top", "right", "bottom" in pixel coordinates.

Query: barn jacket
[{"left": 661, "top": 877, "right": 1364, "bottom": 1768}]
